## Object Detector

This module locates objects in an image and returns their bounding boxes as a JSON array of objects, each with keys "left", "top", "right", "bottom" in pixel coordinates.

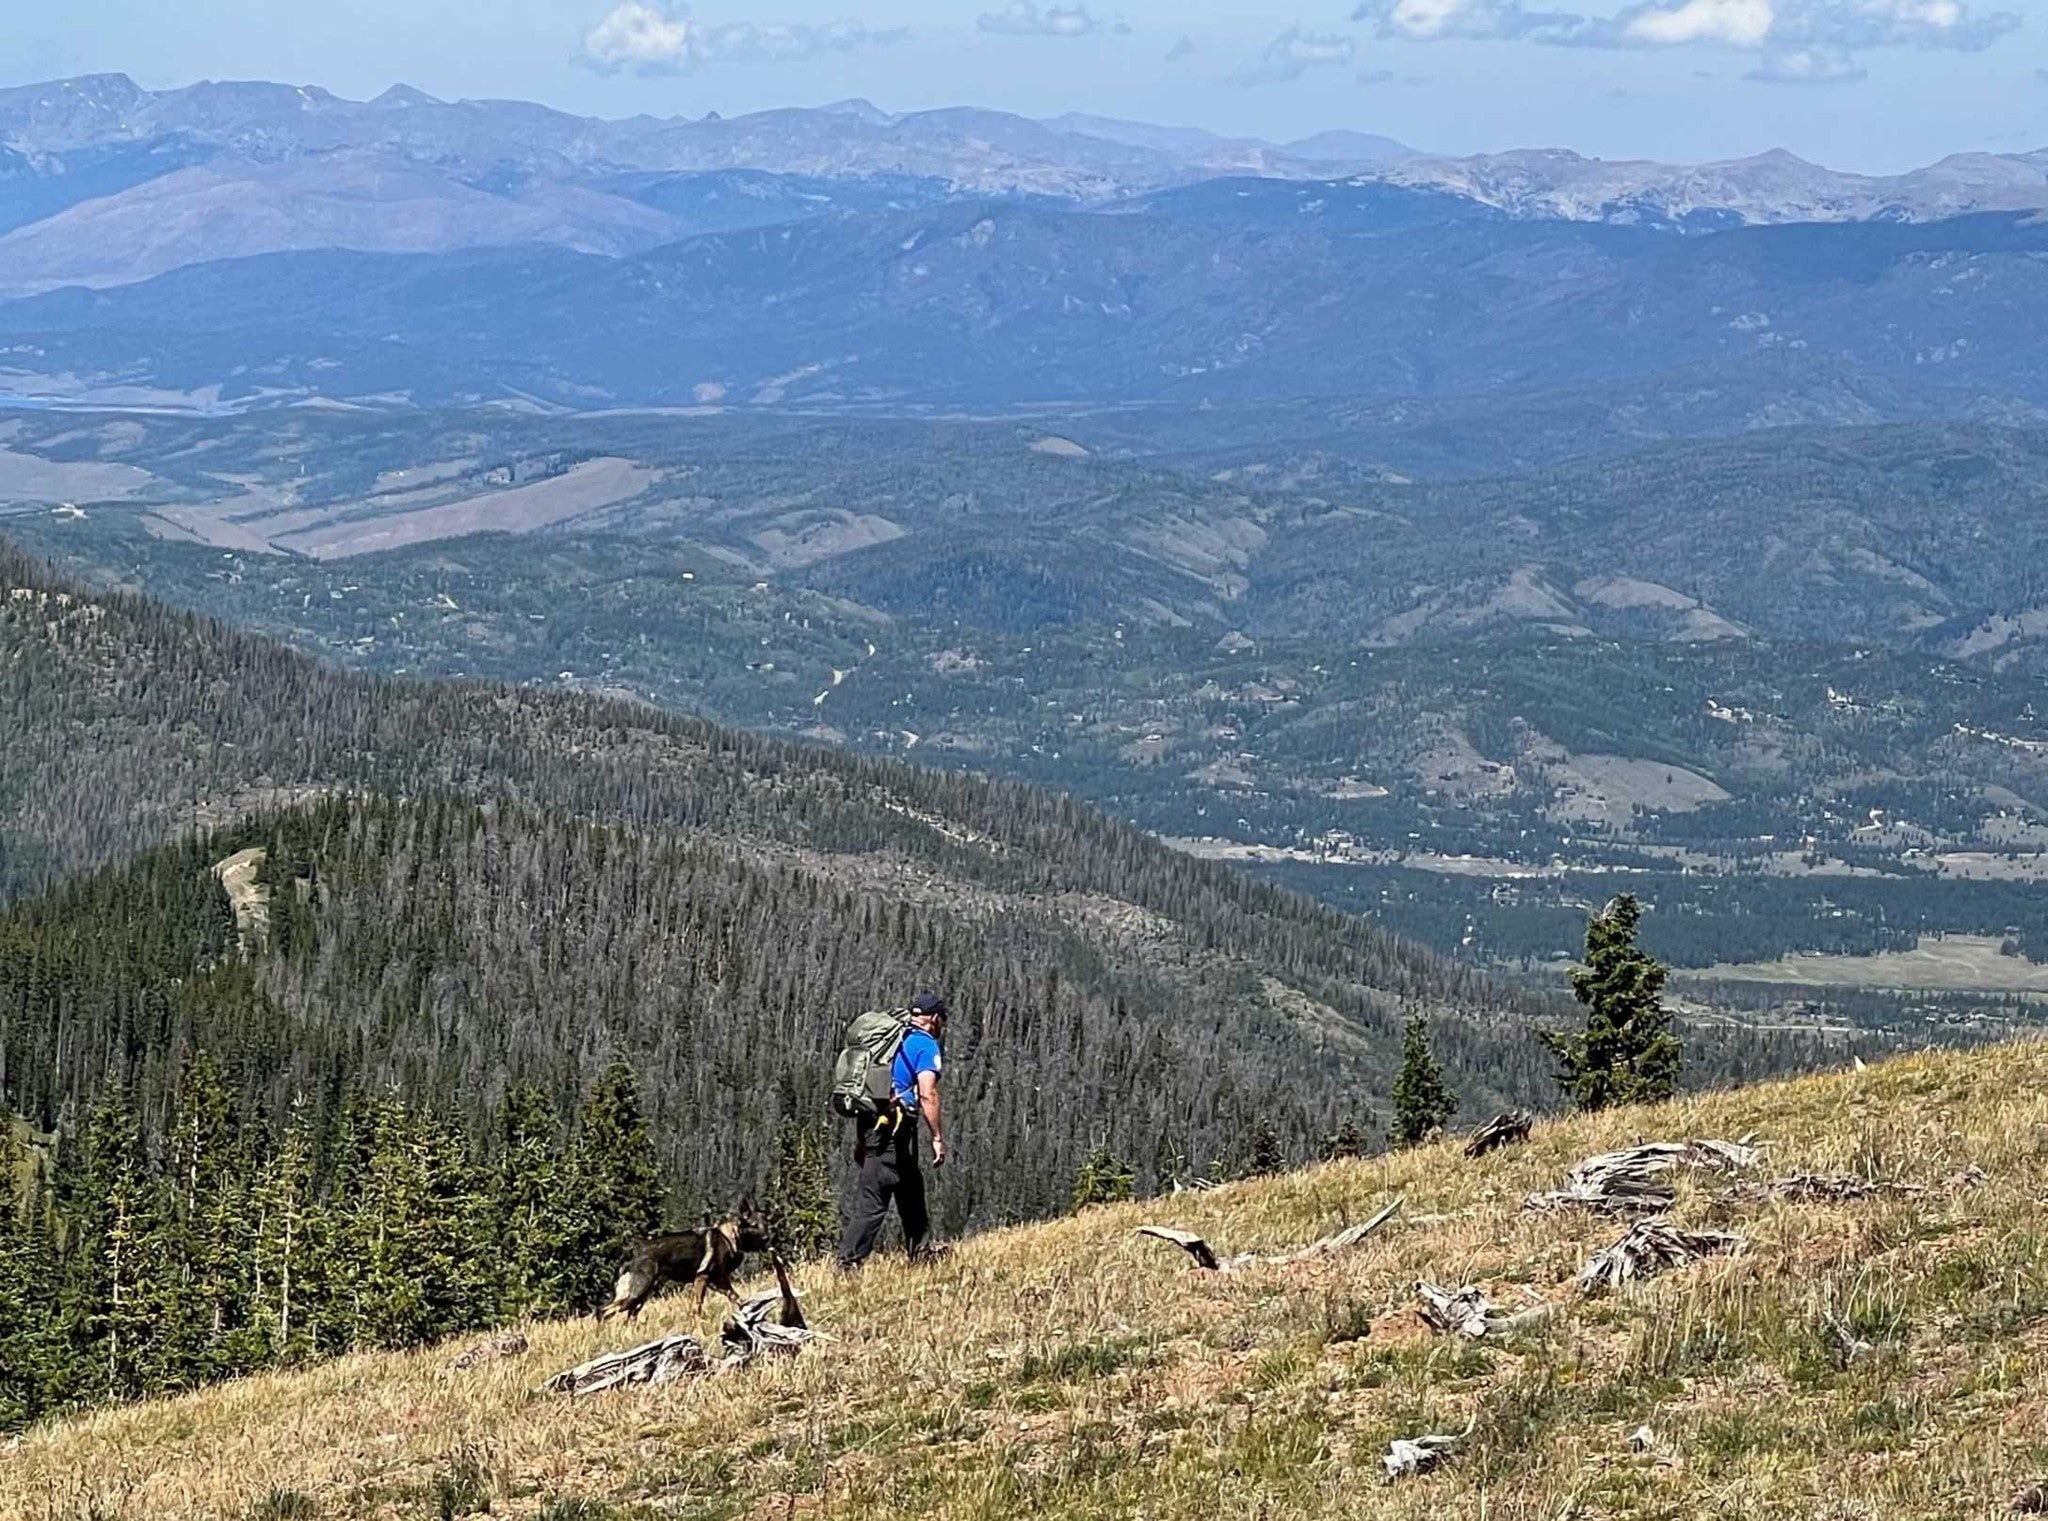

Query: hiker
[{"left": 836, "top": 992, "right": 949, "bottom": 1268}]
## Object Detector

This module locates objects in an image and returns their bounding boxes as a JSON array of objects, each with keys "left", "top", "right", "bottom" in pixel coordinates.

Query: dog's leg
[{"left": 601, "top": 1267, "right": 653, "bottom": 1322}]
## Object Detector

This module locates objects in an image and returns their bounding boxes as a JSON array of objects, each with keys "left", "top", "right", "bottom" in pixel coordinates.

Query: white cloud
[
  {"left": 1623, "top": 0, "right": 1774, "bottom": 45},
  {"left": 1229, "top": 28, "right": 1357, "bottom": 83},
  {"left": 976, "top": 2, "right": 1099, "bottom": 36},
  {"left": 1601, "top": 0, "right": 2016, "bottom": 49},
  {"left": 579, "top": 2, "right": 904, "bottom": 72},
  {"left": 1165, "top": 33, "right": 1196, "bottom": 60},
  {"left": 1357, "top": 0, "right": 2018, "bottom": 57},
  {"left": 1352, "top": 0, "right": 1579, "bottom": 41},
  {"left": 1745, "top": 44, "right": 1868, "bottom": 79},
  {"left": 584, "top": 2, "right": 690, "bottom": 67}
]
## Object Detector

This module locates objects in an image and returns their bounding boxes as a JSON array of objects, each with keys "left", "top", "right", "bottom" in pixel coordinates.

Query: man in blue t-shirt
[{"left": 837, "top": 991, "right": 949, "bottom": 1268}]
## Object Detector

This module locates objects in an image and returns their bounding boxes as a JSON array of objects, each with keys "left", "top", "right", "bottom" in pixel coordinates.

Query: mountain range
[
  {"left": 0, "top": 73, "right": 2046, "bottom": 306},
  {"left": 5, "top": 187, "right": 2046, "bottom": 413}
]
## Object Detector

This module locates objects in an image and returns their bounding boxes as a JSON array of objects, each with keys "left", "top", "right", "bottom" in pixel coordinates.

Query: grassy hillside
[{"left": 14, "top": 1039, "right": 2044, "bottom": 1519}]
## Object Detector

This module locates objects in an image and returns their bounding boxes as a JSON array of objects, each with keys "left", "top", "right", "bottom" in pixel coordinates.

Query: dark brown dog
[{"left": 596, "top": 1201, "right": 774, "bottom": 1321}]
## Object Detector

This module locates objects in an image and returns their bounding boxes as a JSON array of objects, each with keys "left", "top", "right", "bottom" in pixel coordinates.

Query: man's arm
[{"left": 916, "top": 1069, "right": 944, "bottom": 1166}]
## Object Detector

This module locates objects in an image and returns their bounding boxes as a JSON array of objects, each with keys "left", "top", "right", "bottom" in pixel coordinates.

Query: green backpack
[{"left": 830, "top": 1008, "right": 912, "bottom": 1119}]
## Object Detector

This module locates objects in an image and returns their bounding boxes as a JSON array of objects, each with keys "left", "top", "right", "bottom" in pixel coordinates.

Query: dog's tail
[{"left": 595, "top": 1267, "right": 654, "bottom": 1322}]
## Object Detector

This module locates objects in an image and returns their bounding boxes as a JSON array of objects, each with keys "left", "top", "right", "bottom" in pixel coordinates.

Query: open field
[
  {"left": 11, "top": 1040, "right": 2048, "bottom": 1519},
  {"left": 1698, "top": 934, "right": 2048, "bottom": 994}
]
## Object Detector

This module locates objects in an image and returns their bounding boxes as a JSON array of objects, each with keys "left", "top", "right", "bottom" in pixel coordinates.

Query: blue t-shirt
[{"left": 893, "top": 1027, "right": 943, "bottom": 1108}]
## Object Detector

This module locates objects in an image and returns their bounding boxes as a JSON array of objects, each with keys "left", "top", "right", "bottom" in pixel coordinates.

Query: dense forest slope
[
  {"left": 8, "top": 1039, "right": 2041, "bottom": 1518},
  {"left": 0, "top": 537, "right": 1535, "bottom": 1217}
]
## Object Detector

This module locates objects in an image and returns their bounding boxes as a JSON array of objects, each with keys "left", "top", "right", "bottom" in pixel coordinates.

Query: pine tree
[
  {"left": 1069, "top": 1139, "right": 1135, "bottom": 1212},
  {"left": 56, "top": 1087, "right": 164, "bottom": 1405},
  {"left": 1541, "top": 894, "right": 1682, "bottom": 1112},
  {"left": 156, "top": 1053, "right": 247, "bottom": 1390},
  {"left": 0, "top": 1126, "right": 51, "bottom": 1430},
  {"left": 247, "top": 1099, "right": 321, "bottom": 1365},
  {"left": 1390, "top": 1015, "right": 1457, "bottom": 1148},
  {"left": 763, "top": 1120, "right": 838, "bottom": 1261},
  {"left": 564, "top": 1060, "right": 664, "bottom": 1308},
  {"left": 494, "top": 1084, "right": 583, "bottom": 1320},
  {"left": 1233, "top": 1119, "right": 1286, "bottom": 1181}
]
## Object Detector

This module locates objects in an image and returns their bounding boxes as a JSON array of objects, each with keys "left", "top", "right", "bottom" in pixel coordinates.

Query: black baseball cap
[{"left": 911, "top": 992, "right": 950, "bottom": 1018}]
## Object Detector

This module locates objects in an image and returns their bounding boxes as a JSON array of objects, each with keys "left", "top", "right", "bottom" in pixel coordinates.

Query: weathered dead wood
[
  {"left": 1135, "top": 1225, "right": 1222, "bottom": 1271},
  {"left": 1463, "top": 1111, "right": 1533, "bottom": 1159},
  {"left": 1416, "top": 1281, "right": 1496, "bottom": 1338},
  {"left": 546, "top": 1335, "right": 708, "bottom": 1395},
  {"left": 1526, "top": 1138, "right": 1762, "bottom": 1215},
  {"left": 1136, "top": 1198, "right": 1403, "bottom": 1274},
  {"left": 1712, "top": 1173, "right": 1920, "bottom": 1207},
  {"left": 442, "top": 1330, "right": 527, "bottom": 1375},
  {"left": 1287, "top": 1198, "right": 1404, "bottom": 1260},
  {"left": 1381, "top": 1416, "right": 1475, "bottom": 1481},
  {"left": 1415, "top": 1280, "right": 1558, "bottom": 1338},
  {"left": 718, "top": 1258, "right": 819, "bottom": 1365},
  {"left": 550, "top": 1260, "right": 817, "bottom": 1393},
  {"left": 1578, "top": 1218, "right": 1742, "bottom": 1293}
]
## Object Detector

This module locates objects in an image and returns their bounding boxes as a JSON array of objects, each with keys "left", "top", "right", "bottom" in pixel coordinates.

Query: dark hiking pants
[{"left": 837, "top": 1115, "right": 929, "bottom": 1266}]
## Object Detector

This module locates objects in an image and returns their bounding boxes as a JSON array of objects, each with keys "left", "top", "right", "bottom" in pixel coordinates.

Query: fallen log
[
  {"left": 1527, "top": 1138, "right": 1761, "bottom": 1215},
  {"left": 546, "top": 1335, "right": 708, "bottom": 1395},
  {"left": 1415, "top": 1280, "right": 1558, "bottom": 1338},
  {"left": 1135, "top": 1225, "right": 1224, "bottom": 1272},
  {"left": 1463, "top": 1112, "right": 1533, "bottom": 1159},
  {"left": 719, "top": 1258, "right": 820, "bottom": 1365},
  {"left": 1286, "top": 1198, "right": 1404, "bottom": 1260},
  {"left": 1713, "top": 1173, "right": 1920, "bottom": 1207},
  {"left": 1578, "top": 1218, "right": 1742, "bottom": 1293},
  {"left": 551, "top": 1259, "right": 818, "bottom": 1393},
  {"left": 1135, "top": 1197, "right": 1403, "bottom": 1274}
]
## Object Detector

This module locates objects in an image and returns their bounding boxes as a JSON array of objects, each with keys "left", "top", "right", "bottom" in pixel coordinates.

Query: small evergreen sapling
[
  {"left": 764, "top": 1120, "right": 839, "bottom": 1260},
  {"left": 1319, "top": 1121, "right": 1374, "bottom": 1162},
  {"left": 1070, "top": 1139, "right": 1135, "bottom": 1212},
  {"left": 1541, "top": 894, "right": 1682, "bottom": 1112},
  {"left": 1390, "top": 1015, "right": 1457, "bottom": 1148}
]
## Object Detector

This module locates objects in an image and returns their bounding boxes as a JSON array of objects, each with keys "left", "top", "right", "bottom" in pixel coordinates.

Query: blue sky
[{"left": 4, "top": 1, "right": 2043, "bottom": 171}]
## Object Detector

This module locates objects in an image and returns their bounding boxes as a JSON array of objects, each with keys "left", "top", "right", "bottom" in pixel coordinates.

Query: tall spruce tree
[
  {"left": 1390, "top": 1015, "right": 1457, "bottom": 1148},
  {"left": 0, "top": 1126, "right": 52, "bottom": 1428},
  {"left": 247, "top": 1099, "right": 321, "bottom": 1365},
  {"left": 494, "top": 1083, "right": 585, "bottom": 1320},
  {"left": 56, "top": 1087, "right": 164, "bottom": 1405},
  {"left": 1541, "top": 895, "right": 1682, "bottom": 1112},
  {"left": 567, "top": 1060, "right": 664, "bottom": 1305}
]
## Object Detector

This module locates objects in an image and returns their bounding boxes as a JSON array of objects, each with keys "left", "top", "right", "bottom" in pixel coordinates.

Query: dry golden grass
[{"left": 11, "top": 1041, "right": 2048, "bottom": 1520}]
